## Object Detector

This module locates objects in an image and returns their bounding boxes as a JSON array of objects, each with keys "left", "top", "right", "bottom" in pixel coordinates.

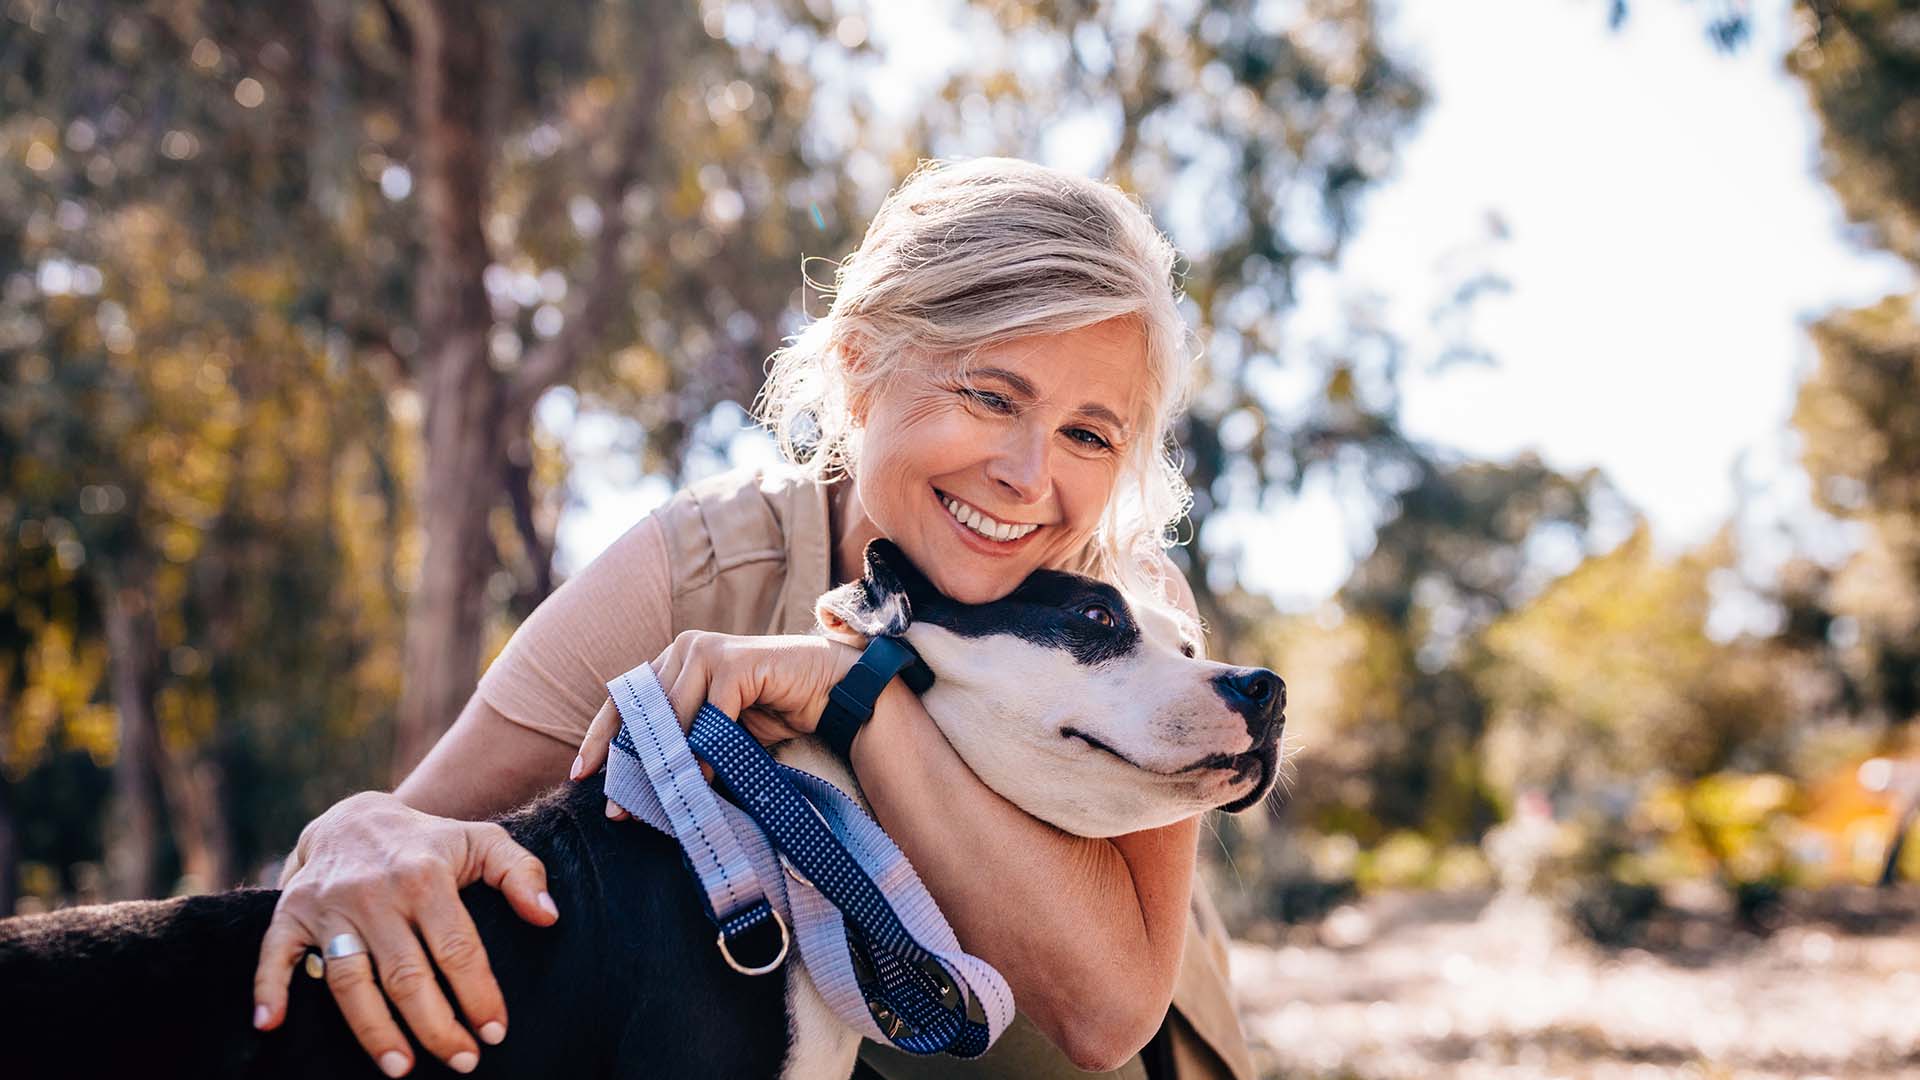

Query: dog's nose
[{"left": 1214, "top": 668, "right": 1285, "bottom": 743}]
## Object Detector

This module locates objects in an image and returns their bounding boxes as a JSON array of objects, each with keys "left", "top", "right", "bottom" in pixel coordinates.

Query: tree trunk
[
  {"left": 157, "top": 752, "right": 234, "bottom": 891},
  {"left": 100, "top": 556, "right": 169, "bottom": 900},
  {"left": 392, "top": 0, "right": 504, "bottom": 779},
  {"left": 390, "top": 3, "right": 670, "bottom": 778},
  {"left": 0, "top": 767, "right": 17, "bottom": 915},
  {"left": 504, "top": 443, "right": 556, "bottom": 620}
]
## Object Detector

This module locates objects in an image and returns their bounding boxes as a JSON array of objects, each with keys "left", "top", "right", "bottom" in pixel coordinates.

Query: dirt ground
[{"left": 1229, "top": 886, "right": 1920, "bottom": 1079}]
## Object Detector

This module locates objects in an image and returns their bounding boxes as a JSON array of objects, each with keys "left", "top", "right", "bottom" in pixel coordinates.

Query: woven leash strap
[{"left": 601, "top": 661, "right": 1014, "bottom": 1057}]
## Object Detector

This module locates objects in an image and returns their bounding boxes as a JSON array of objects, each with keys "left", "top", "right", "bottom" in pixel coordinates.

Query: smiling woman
[
  {"left": 256, "top": 157, "right": 1257, "bottom": 1080},
  {"left": 759, "top": 158, "right": 1196, "bottom": 610},
  {"left": 829, "top": 318, "right": 1151, "bottom": 606}
]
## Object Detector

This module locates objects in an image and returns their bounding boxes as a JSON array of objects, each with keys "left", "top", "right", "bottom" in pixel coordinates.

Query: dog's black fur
[{"left": 0, "top": 775, "right": 791, "bottom": 1079}]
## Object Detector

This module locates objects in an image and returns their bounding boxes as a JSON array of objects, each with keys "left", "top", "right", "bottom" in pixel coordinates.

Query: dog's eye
[
  {"left": 1079, "top": 603, "right": 1115, "bottom": 628},
  {"left": 1181, "top": 642, "right": 1197, "bottom": 659}
]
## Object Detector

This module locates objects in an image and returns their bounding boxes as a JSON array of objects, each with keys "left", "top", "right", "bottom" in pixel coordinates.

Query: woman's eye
[
  {"left": 1066, "top": 427, "right": 1112, "bottom": 450},
  {"left": 1080, "top": 603, "right": 1115, "bottom": 628},
  {"left": 961, "top": 388, "right": 1016, "bottom": 414}
]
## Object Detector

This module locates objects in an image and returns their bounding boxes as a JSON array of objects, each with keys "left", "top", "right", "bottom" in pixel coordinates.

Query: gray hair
[{"left": 754, "top": 157, "right": 1197, "bottom": 603}]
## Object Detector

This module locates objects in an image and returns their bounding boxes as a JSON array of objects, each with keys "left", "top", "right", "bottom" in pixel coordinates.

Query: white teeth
[{"left": 943, "top": 495, "right": 1037, "bottom": 543}]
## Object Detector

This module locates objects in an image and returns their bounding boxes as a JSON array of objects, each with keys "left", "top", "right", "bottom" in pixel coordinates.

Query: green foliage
[
  {"left": 9, "top": 0, "right": 1910, "bottom": 926},
  {"left": 1, "top": 0, "right": 1438, "bottom": 901}
]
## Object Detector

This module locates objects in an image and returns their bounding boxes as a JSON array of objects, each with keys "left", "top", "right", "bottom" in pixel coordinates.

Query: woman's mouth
[{"left": 933, "top": 488, "right": 1042, "bottom": 549}]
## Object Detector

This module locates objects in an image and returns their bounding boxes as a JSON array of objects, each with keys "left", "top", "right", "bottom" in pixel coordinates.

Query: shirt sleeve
[{"left": 473, "top": 514, "right": 675, "bottom": 746}]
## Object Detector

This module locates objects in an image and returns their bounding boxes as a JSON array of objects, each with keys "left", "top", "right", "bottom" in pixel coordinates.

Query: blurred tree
[
  {"left": 891, "top": 0, "right": 1431, "bottom": 638},
  {"left": 2, "top": 0, "right": 885, "bottom": 898},
  {"left": 4, "top": 0, "right": 1462, "bottom": 899},
  {"left": 1282, "top": 453, "right": 1621, "bottom": 842},
  {"left": 1795, "top": 297, "right": 1920, "bottom": 725},
  {"left": 1784, "top": 0, "right": 1920, "bottom": 729},
  {"left": 1476, "top": 524, "right": 1802, "bottom": 802},
  {"left": 0, "top": 535, "right": 110, "bottom": 912},
  {"left": 2, "top": 1, "right": 426, "bottom": 895}
]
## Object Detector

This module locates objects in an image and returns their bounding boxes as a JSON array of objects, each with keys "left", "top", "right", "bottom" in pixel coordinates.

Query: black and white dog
[{"left": 0, "top": 540, "right": 1284, "bottom": 1079}]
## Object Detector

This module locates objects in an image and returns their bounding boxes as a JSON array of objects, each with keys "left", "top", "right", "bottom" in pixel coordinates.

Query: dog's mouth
[
  {"left": 1214, "top": 742, "right": 1279, "bottom": 812},
  {"left": 1061, "top": 727, "right": 1274, "bottom": 807}
]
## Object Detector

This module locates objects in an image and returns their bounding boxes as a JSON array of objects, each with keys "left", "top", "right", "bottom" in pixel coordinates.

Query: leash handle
[
  {"left": 604, "top": 668, "right": 788, "bottom": 974},
  {"left": 688, "top": 706, "right": 1013, "bottom": 1056},
  {"left": 602, "top": 661, "right": 1013, "bottom": 1057}
]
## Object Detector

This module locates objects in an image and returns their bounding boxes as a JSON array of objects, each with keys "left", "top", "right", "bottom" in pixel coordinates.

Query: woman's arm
[
  {"left": 395, "top": 505, "right": 678, "bottom": 816},
  {"left": 852, "top": 677, "right": 1197, "bottom": 1072},
  {"left": 847, "top": 557, "right": 1208, "bottom": 1070},
  {"left": 571, "top": 625, "right": 1198, "bottom": 1070},
  {"left": 396, "top": 697, "right": 575, "bottom": 819},
  {"left": 255, "top": 517, "right": 676, "bottom": 1077}
]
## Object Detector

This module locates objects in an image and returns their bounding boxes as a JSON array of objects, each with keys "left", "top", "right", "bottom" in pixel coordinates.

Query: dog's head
[{"left": 816, "top": 540, "right": 1285, "bottom": 838}]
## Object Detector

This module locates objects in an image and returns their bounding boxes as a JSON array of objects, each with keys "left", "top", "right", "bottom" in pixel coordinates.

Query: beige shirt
[{"left": 475, "top": 462, "right": 1255, "bottom": 1080}]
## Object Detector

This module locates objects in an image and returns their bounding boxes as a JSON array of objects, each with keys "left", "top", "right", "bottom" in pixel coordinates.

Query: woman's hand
[
  {"left": 253, "top": 790, "right": 560, "bottom": 1077},
  {"left": 569, "top": 631, "right": 861, "bottom": 816}
]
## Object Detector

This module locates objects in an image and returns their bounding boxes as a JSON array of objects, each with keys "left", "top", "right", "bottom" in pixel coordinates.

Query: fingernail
[
  {"left": 252, "top": 1004, "right": 270, "bottom": 1029},
  {"left": 569, "top": 754, "right": 583, "bottom": 781},
  {"left": 379, "top": 1051, "right": 410, "bottom": 1077},
  {"left": 604, "top": 800, "right": 621, "bottom": 819},
  {"left": 480, "top": 1020, "right": 507, "bottom": 1045},
  {"left": 537, "top": 890, "right": 559, "bottom": 920},
  {"left": 449, "top": 1051, "right": 479, "bottom": 1073}
]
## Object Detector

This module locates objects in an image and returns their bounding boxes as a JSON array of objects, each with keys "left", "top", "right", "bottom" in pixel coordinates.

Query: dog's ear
[{"left": 815, "top": 539, "right": 922, "bottom": 645}]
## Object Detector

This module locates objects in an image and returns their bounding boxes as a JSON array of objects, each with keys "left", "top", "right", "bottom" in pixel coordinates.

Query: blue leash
[{"left": 601, "top": 661, "right": 1013, "bottom": 1057}]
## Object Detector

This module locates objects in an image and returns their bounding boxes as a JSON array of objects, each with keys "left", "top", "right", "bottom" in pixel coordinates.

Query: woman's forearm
[
  {"left": 395, "top": 697, "right": 577, "bottom": 820},
  {"left": 850, "top": 679, "right": 1196, "bottom": 1071}
]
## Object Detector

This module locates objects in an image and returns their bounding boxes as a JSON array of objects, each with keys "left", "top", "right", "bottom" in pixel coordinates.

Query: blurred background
[{"left": 5, "top": 0, "right": 1919, "bottom": 1075}]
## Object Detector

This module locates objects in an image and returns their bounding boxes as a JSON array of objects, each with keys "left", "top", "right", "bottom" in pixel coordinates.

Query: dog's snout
[
  {"left": 1213, "top": 667, "right": 1285, "bottom": 743},
  {"left": 1226, "top": 669, "right": 1280, "bottom": 709}
]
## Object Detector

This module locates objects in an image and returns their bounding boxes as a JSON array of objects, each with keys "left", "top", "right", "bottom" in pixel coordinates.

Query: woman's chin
[
  {"left": 929, "top": 573, "right": 1011, "bottom": 606},
  {"left": 924, "top": 560, "right": 1026, "bottom": 606}
]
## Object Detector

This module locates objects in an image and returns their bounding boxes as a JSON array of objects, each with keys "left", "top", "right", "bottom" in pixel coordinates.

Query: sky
[
  {"left": 1209, "top": 0, "right": 1912, "bottom": 610},
  {"left": 553, "top": 0, "right": 1914, "bottom": 617}
]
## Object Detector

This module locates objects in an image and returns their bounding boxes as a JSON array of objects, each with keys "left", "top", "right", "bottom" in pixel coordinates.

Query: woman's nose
[{"left": 985, "top": 421, "right": 1050, "bottom": 502}]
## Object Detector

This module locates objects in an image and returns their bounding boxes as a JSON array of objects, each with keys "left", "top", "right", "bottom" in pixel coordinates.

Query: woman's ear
[{"left": 835, "top": 336, "right": 874, "bottom": 423}]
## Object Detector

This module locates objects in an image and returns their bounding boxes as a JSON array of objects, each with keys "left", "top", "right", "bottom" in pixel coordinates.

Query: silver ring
[{"left": 323, "top": 932, "right": 368, "bottom": 961}]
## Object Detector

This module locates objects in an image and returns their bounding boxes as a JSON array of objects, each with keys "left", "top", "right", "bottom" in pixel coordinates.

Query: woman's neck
[{"left": 827, "top": 476, "right": 883, "bottom": 588}]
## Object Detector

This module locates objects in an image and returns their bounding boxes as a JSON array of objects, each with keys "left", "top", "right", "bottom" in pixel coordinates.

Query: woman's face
[{"left": 851, "top": 317, "right": 1150, "bottom": 605}]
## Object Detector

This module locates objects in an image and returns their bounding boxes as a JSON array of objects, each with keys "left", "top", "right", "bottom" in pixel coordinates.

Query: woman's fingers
[
  {"left": 356, "top": 906, "right": 482, "bottom": 1074},
  {"left": 668, "top": 648, "right": 723, "bottom": 732},
  {"left": 595, "top": 645, "right": 687, "bottom": 817},
  {"left": 578, "top": 699, "right": 634, "bottom": 819},
  {"left": 571, "top": 697, "right": 620, "bottom": 781},
  {"left": 318, "top": 920, "right": 418, "bottom": 1078},
  {"left": 251, "top": 904, "right": 313, "bottom": 1031},
  {"left": 414, "top": 891, "right": 509, "bottom": 1048},
  {"left": 464, "top": 821, "right": 559, "bottom": 927},
  {"left": 653, "top": 644, "right": 691, "bottom": 730},
  {"left": 276, "top": 848, "right": 306, "bottom": 889}
]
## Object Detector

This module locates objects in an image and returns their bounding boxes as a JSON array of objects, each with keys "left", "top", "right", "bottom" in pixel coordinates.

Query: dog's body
[
  {"left": 0, "top": 777, "right": 793, "bottom": 1078},
  {"left": 0, "top": 542, "right": 1283, "bottom": 1079}
]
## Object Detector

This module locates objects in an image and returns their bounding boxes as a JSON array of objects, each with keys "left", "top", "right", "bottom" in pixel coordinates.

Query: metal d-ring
[
  {"left": 716, "top": 908, "right": 790, "bottom": 976},
  {"left": 782, "top": 855, "right": 815, "bottom": 890}
]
